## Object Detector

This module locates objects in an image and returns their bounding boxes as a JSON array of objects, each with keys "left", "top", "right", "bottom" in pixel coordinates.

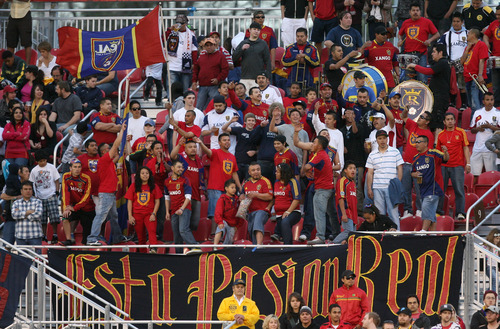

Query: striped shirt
[
  {"left": 366, "top": 146, "right": 403, "bottom": 189},
  {"left": 12, "top": 196, "right": 43, "bottom": 239}
]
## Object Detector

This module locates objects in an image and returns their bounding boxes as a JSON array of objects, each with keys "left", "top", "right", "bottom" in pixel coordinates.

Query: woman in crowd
[
  {"left": 20, "top": 65, "right": 44, "bottom": 104},
  {"left": 2, "top": 105, "right": 31, "bottom": 166},
  {"left": 484, "top": 228, "right": 500, "bottom": 290},
  {"left": 263, "top": 314, "right": 280, "bottom": 329},
  {"left": 279, "top": 292, "right": 306, "bottom": 329},
  {"left": 37, "top": 41, "right": 57, "bottom": 81},
  {"left": 359, "top": 204, "right": 398, "bottom": 231},
  {"left": 28, "top": 84, "right": 49, "bottom": 124},
  {"left": 0, "top": 85, "right": 18, "bottom": 119},
  {"left": 29, "top": 107, "right": 58, "bottom": 157}
]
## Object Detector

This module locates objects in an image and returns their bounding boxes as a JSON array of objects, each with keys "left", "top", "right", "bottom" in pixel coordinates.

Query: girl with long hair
[
  {"left": 263, "top": 314, "right": 280, "bottom": 329},
  {"left": 359, "top": 204, "right": 398, "bottom": 231},
  {"left": 29, "top": 107, "right": 58, "bottom": 156},
  {"left": 279, "top": 292, "right": 306, "bottom": 329},
  {"left": 28, "top": 83, "right": 49, "bottom": 123},
  {"left": 21, "top": 65, "right": 44, "bottom": 104},
  {"left": 273, "top": 163, "right": 301, "bottom": 244},
  {"left": 2, "top": 105, "right": 30, "bottom": 166}
]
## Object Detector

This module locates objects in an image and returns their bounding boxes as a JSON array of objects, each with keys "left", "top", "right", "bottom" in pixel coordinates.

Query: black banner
[
  {"left": 47, "top": 234, "right": 465, "bottom": 328},
  {"left": 0, "top": 249, "right": 32, "bottom": 328}
]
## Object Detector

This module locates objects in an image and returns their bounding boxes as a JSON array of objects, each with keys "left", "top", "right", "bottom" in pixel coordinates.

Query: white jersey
[
  {"left": 202, "top": 107, "right": 240, "bottom": 154},
  {"left": 260, "top": 84, "right": 283, "bottom": 105},
  {"left": 470, "top": 107, "right": 500, "bottom": 153},
  {"left": 368, "top": 125, "right": 397, "bottom": 152},
  {"left": 171, "top": 107, "right": 205, "bottom": 129},
  {"left": 440, "top": 29, "right": 468, "bottom": 61}
]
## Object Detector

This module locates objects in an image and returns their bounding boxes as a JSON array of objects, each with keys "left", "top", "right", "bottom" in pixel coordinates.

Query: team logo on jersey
[
  {"left": 242, "top": 306, "right": 247, "bottom": 312},
  {"left": 263, "top": 110, "right": 267, "bottom": 117},
  {"left": 496, "top": 28, "right": 500, "bottom": 40},
  {"left": 257, "top": 184, "right": 261, "bottom": 190},
  {"left": 456, "top": 135, "right": 459, "bottom": 140},
  {"left": 225, "top": 116, "right": 230, "bottom": 121},
  {"left": 111, "top": 117, "right": 116, "bottom": 123},
  {"left": 138, "top": 192, "right": 150, "bottom": 206},
  {"left": 282, "top": 159, "right": 287, "bottom": 163},
  {"left": 89, "top": 159, "right": 98, "bottom": 173},
  {"left": 78, "top": 182, "right": 83, "bottom": 188},
  {"left": 409, "top": 133, "right": 419, "bottom": 146},
  {"left": 265, "top": 94, "right": 269, "bottom": 99},
  {"left": 387, "top": 49, "right": 391, "bottom": 55},
  {"left": 262, "top": 33, "right": 267, "bottom": 39},
  {"left": 176, "top": 183, "right": 180, "bottom": 189},
  {"left": 223, "top": 160, "right": 233, "bottom": 175},
  {"left": 401, "top": 87, "right": 425, "bottom": 117},
  {"left": 425, "top": 157, "right": 430, "bottom": 163},
  {"left": 229, "top": 305, "right": 237, "bottom": 311},
  {"left": 341, "top": 34, "right": 353, "bottom": 47},
  {"left": 306, "top": 48, "right": 311, "bottom": 54},
  {"left": 408, "top": 27, "right": 419, "bottom": 39},
  {"left": 91, "top": 36, "right": 125, "bottom": 71},
  {"left": 477, "top": 14, "right": 483, "bottom": 21},
  {"left": 464, "top": 52, "right": 472, "bottom": 65}
]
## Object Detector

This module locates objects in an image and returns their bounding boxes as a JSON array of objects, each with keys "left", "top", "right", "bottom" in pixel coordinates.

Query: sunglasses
[
  {"left": 346, "top": 276, "right": 355, "bottom": 280},
  {"left": 415, "top": 140, "right": 425, "bottom": 144},
  {"left": 131, "top": 107, "right": 141, "bottom": 111},
  {"left": 255, "top": 15, "right": 265, "bottom": 18}
]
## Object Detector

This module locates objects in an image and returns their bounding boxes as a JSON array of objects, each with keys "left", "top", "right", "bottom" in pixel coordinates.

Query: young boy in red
[
  {"left": 125, "top": 166, "right": 162, "bottom": 253},
  {"left": 214, "top": 179, "right": 241, "bottom": 245},
  {"left": 334, "top": 160, "right": 358, "bottom": 244}
]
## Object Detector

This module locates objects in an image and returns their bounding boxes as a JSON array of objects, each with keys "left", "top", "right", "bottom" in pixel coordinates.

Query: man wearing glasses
[
  {"left": 126, "top": 100, "right": 148, "bottom": 147},
  {"left": 244, "top": 11, "right": 278, "bottom": 71},
  {"left": 400, "top": 108, "right": 434, "bottom": 220},
  {"left": 329, "top": 270, "right": 370, "bottom": 329}
]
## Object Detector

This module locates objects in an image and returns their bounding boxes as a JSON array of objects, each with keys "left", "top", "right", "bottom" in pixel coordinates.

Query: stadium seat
[
  {"left": 200, "top": 199, "right": 209, "bottom": 220},
  {"left": 461, "top": 107, "right": 472, "bottom": 129},
  {"left": 435, "top": 216, "right": 455, "bottom": 231},
  {"left": 56, "top": 222, "right": 67, "bottom": 242},
  {"left": 262, "top": 220, "right": 277, "bottom": 244},
  {"left": 320, "top": 47, "right": 329, "bottom": 65},
  {"left": 400, "top": 216, "right": 423, "bottom": 231},
  {"left": 464, "top": 172, "right": 474, "bottom": 193},
  {"left": 474, "top": 172, "right": 500, "bottom": 209},
  {"left": 446, "top": 107, "right": 458, "bottom": 121},
  {"left": 156, "top": 109, "right": 168, "bottom": 131},
  {"left": 466, "top": 130, "right": 475, "bottom": 154},
  {"left": 163, "top": 221, "right": 174, "bottom": 242},
  {"left": 111, "top": 241, "right": 137, "bottom": 253},
  {"left": 275, "top": 47, "right": 285, "bottom": 66},
  {"left": 193, "top": 218, "right": 211, "bottom": 242},
  {"left": 232, "top": 239, "right": 253, "bottom": 246},
  {"left": 233, "top": 221, "right": 249, "bottom": 241},
  {"left": 15, "top": 49, "right": 37, "bottom": 65},
  {"left": 463, "top": 193, "right": 480, "bottom": 217},
  {"left": 278, "top": 88, "right": 286, "bottom": 99},
  {"left": 201, "top": 241, "right": 216, "bottom": 253}
]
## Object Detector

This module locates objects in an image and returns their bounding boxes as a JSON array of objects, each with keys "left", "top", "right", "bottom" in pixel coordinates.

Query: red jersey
[
  {"left": 98, "top": 152, "right": 117, "bottom": 193},
  {"left": 175, "top": 122, "right": 202, "bottom": 153},
  {"left": 329, "top": 285, "right": 370, "bottom": 327},
  {"left": 282, "top": 96, "right": 307, "bottom": 123},
  {"left": 308, "top": 0, "right": 336, "bottom": 20},
  {"left": 90, "top": 111, "right": 122, "bottom": 145},
  {"left": 307, "top": 150, "right": 334, "bottom": 190},
  {"left": 178, "top": 152, "right": 204, "bottom": 201},
  {"left": 207, "top": 149, "right": 238, "bottom": 191},
  {"left": 484, "top": 20, "right": 500, "bottom": 56},
  {"left": 364, "top": 41, "right": 399, "bottom": 88},
  {"left": 336, "top": 176, "right": 358, "bottom": 223},
  {"left": 77, "top": 153, "right": 100, "bottom": 196},
  {"left": 399, "top": 17, "right": 438, "bottom": 54},
  {"left": 125, "top": 182, "right": 162, "bottom": 216},
  {"left": 310, "top": 98, "right": 338, "bottom": 124},
  {"left": 402, "top": 119, "right": 434, "bottom": 163},
  {"left": 242, "top": 101, "right": 270, "bottom": 126},
  {"left": 132, "top": 133, "right": 165, "bottom": 152},
  {"left": 464, "top": 40, "right": 489, "bottom": 82},
  {"left": 164, "top": 175, "right": 192, "bottom": 214},
  {"left": 61, "top": 172, "right": 93, "bottom": 212},
  {"left": 244, "top": 25, "right": 277, "bottom": 49},
  {"left": 273, "top": 178, "right": 300, "bottom": 216},
  {"left": 243, "top": 176, "right": 273, "bottom": 213},
  {"left": 390, "top": 107, "right": 405, "bottom": 149},
  {"left": 436, "top": 128, "right": 469, "bottom": 167},
  {"left": 274, "top": 148, "right": 300, "bottom": 176},
  {"left": 214, "top": 194, "right": 241, "bottom": 227},
  {"left": 144, "top": 157, "right": 169, "bottom": 189}
]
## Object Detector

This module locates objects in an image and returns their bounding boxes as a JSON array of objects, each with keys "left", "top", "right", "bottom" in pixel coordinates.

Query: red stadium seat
[
  {"left": 200, "top": 199, "right": 209, "bottom": 220},
  {"left": 156, "top": 109, "right": 168, "bottom": 131},
  {"left": 459, "top": 193, "right": 480, "bottom": 221},
  {"left": 461, "top": 107, "right": 472, "bottom": 129},
  {"left": 201, "top": 241, "right": 215, "bottom": 253},
  {"left": 400, "top": 216, "right": 423, "bottom": 231},
  {"left": 435, "top": 216, "right": 455, "bottom": 231},
  {"left": 233, "top": 221, "right": 249, "bottom": 241},
  {"left": 275, "top": 47, "right": 285, "bottom": 68},
  {"left": 446, "top": 107, "right": 458, "bottom": 121},
  {"left": 163, "top": 220, "right": 174, "bottom": 242},
  {"left": 233, "top": 239, "right": 253, "bottom": 246},
  {"left": 278, "top": 88, "right": 286, "bottom": 99},
  {"left": 464, "top": 172, "right": 474, "bottom": 193},
  {"left": 477, "top": 171, "right": 500, "bottom": 185},
  {"left": 466, "top": 130, "right": 475, "bottom": 154},
  {"left": 263, "top": 220, "right": 277, "bottom": 244},
  {"left": 15, "top": 49, "right": 37, "bottom": 65},
  {"left": 193, "top": 218, "right": 211, "bottom": 242},
  {"left": 320, "top": 47, "right": 329, "bottom": 65}
]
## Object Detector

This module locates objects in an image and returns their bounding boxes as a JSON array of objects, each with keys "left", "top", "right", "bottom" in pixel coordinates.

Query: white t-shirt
[
  {"left": 312, "top": 112, "right": 344, "bottom": 169},
  {"left": 169, "top": 29, "right": 198, "bottom": 72},
  {"left": 37, "top": 56, "right": 57, "bottom": 79},
  {"left": 128, "top": 116, "right": 148, "bottom": 146},
  {"left": 172, "top": 107, "right": 205, "bottom": 129},
  {"left": 470, "top": 107, "right": 500, "bottom": 153},
  {"left": 260, "top": 85, "right": 283, "bottom": 105},
  {"left": 202, "top": 107, "right": 240, "bottom": 154},
  {"left": 29, "top": 163, "right": 60, "bottom": 200},
  {"left": 145, "top": 63, "right": 163, "bottom": 80},
  {"left": 368, "top": 125, "right": 397, "bottom": 152}
]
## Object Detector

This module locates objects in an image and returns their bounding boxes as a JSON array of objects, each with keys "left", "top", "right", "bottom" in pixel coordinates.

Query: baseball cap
[
  {"left": 274, "top": 135, "right": 287, "bottom": 145},
  {"left": 376, "top": 130, "right": 389, "bottom": 138},
  {"left": 144, "top": 118, "right": 155, "bottom": 126},
  {"left": 374, "top": 26, "right": 388, "bottom": 35},
  {"left": 439, "top": 304, "right": 454, "bottom": 313},
  {"left": 69, "top": 158, "right": 81, "bottom": 165},
  {"left": 354, "top": 71, "right": 367, "bottom": 79},
  {"left": 300, "top": 306, "right": 313, "bottom": 315},
  {"left": 341, "top": 270, "right": 356, "bottom": 278},
  {"left": 320, "top": 82, "right": 332, "bottom": 90},
  {"left": 257, "top": 71, "right": 268, "bottom": 79},
  {"left": 209, "top": 31, "right": 220, "bottom": 37},
  {"left": 486, "top": 306, "right": 499, "bottom": 314},
  {"left": 249, "top": 22, "right": 262, "bottom": 30},
  {"left": 233, "top": 279, "right": 246, "bottom": 286},
  {"left": 370, "top": 112, "right": 386, "bottom": 121},
  {"left": 3, "top": 85, "right": 16, "bottom": 93},
  {"left": 389, "top": 91, "right": 401, "bottom": 99},
  {"left": 293, "top": 100, "right": 307, "bottom": 108},
  {"left": 204, "top": 37, "right": 216, "bottom": 45},
  {"left": 213, "top": 95, "right": 226, "bottom": 104},
  {"left": 397, "top": 307, "right": 412, "bottom": 316}
]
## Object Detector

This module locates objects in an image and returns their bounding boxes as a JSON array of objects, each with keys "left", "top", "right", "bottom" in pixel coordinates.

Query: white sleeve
[{"left": 312, "top": 113, "right": 326, "bottom": 134}]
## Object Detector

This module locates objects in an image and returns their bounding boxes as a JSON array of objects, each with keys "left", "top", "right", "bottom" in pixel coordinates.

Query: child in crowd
[
  {"left": 334, "top": 160, "right": 358, "bottom": 244},
  {"left": 125, "top": 166, "right": 162, "bottom": 253},
  {"left": 29, "top": 150, "right": 61, "bottom": 243},
  {"left": 144, "top": 63, "right": 163, "bottom": 107},
  {"left": 214, "top": 178, "right": 241, "bottom": 246},
  {"left": 61, "top": 122, "right": 89, "bottom": 173}
]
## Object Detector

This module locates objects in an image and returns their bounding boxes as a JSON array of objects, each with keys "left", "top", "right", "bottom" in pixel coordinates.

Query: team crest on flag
[
  {"left": 223, "top": 160, "right": 233, "bottom": 175},
  {"left": 138, "top": 192, "right": 150, "bottom": 206},
  {"left": 91, "top": 36, "right": 125, "bottom": 71},
  {"left": 408, "top": 27, "right": 419, "bottom": 39},
  {"left": 89, "top": 159, "right": 98, "bottom": 173}
]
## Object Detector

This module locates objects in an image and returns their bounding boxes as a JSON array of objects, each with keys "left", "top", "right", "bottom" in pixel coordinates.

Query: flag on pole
[{"left": 56, "top": 5, "right": 166, "bottom": 79}]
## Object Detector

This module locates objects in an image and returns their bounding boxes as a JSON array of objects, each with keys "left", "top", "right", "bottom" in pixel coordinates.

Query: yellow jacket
[{"left": 217, "top": 295, "right": 260, "bottom": 329}]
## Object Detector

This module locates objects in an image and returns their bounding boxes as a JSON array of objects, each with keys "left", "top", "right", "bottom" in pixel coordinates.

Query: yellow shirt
[
  {"left": 217, "top": 295, "right": 260, "bottom": 329},
  {"left": 10, "top": 0, "right": 31, "bottom": 19}
]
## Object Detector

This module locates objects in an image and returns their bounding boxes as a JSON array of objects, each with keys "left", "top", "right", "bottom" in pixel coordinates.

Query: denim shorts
[{"left": 421, "top": 195, "right": 439, "bottom": 223}]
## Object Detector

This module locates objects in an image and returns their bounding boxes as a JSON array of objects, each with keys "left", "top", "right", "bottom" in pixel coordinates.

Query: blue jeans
[
  {"left": 6, "top": 158, "right": 28, "bottom": 167},
  {"left": 374, "top": 188, "right": 400, "bottom": 229},
  {"left": 466, "top": 80, "right": 484, "bottom": 115},
  {"left": 277, "top": 211, "right": 301, "bottom": 244},
  {"left": 421, "top": 195, "right": 439, "bottom": 223},
  {"left": 300, "top": 184, "right": 336, "bottom": 239},
  {"left": 88, "top": 192, "right": 122, "bottom": 244},
  {"left": 402, "top": 163, "right": 421, "bottom": 213},
  {"left": 486, "top": 257, "right": 498, "bottom": 290},
  {"left": 165, "top": 70, "right": 191, "bottom": 96},
  {"left": 196, "top": 85, "right": 219, "bottom": 111},
  {"left": 171, "top": 208, "right": 197, "bottom": 245},
  {"left": 440, "top": 166, "right": 465, "bottom": 216},
  {"left": 16, "top": 237, "right": 42, "bottom": 254},
  {"left": 207, "top": 189, "right": 223, "bottom": 218},
  {"left": 3, "top": 221, "right": 16, "bottom": 245},
  {"left": 313, "top": 189, "right": 334, "bottom": 241},
  {"left": 332, "top": 218, "right": 354, "bottom": 244},
  {"left": 247, "top": 210, "right": 269, "bottom": 244}
]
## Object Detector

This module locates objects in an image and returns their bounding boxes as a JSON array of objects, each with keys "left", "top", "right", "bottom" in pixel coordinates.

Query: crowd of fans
[{"left": 1, "top": 0, "right": 500, "bottom": 254}]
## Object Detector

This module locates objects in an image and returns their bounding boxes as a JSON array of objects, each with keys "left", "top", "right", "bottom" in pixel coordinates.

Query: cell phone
[{"left": 377, "top": 99, "right": 383, "bottom": 104}]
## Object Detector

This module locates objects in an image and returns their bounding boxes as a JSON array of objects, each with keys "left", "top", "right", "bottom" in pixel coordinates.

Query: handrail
[
  {"left": 465, "top": 179, "right": 500, "bottom": 231},
  {"left": 0, "top": 7, "right": 278, "bottom": 13},
  {"left": 471, "top": 203, "right": 500, "bottom": 234},
  {"left": 52, "top": 109, "right": 97, "bottom": 167},
  {"left": 117, "top": 69, "right": 135, "bottom": 117}
]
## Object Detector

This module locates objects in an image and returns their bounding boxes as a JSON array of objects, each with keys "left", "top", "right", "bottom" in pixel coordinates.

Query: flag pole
[{"left": 159, "top": 3, "right": 172, "bottom": 102}]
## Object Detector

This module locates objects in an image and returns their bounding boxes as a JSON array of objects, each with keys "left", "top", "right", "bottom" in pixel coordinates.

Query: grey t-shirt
[
  {"left": 52, "top": 94, "right": 82, "bottom": 124},
  {"left": 277, "top": 124, "right": 309, "bottom": 167}
]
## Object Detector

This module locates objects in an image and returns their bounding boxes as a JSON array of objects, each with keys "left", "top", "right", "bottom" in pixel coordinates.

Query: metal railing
[
  {"left": 117, "top": 68, "right": 148, "bottom": 118},
  {"left": 465, "top": 179, "right": 500, "bottom": 231},
  {"left": 53, "top": 109, "right": 97, "bottom": 169}
]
